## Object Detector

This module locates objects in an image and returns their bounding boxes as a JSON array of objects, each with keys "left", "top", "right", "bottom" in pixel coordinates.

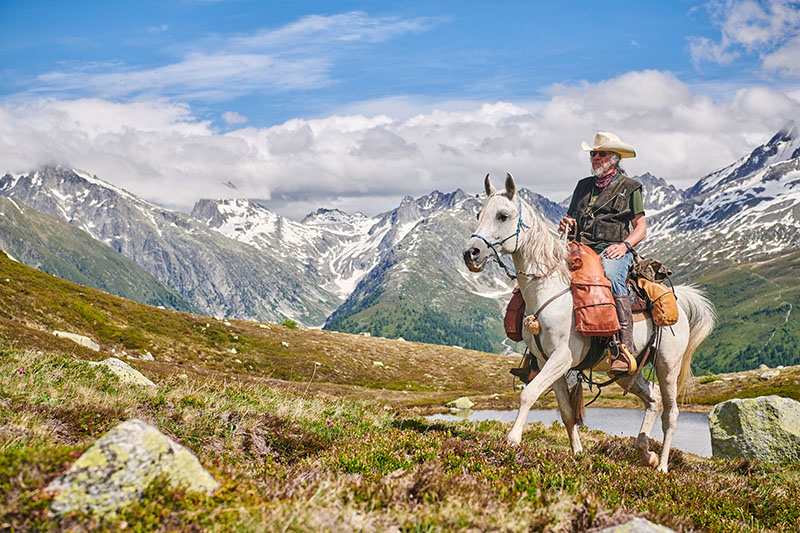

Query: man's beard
[{"left": 592, "top": 158, "right": 617, "bottom": 178}]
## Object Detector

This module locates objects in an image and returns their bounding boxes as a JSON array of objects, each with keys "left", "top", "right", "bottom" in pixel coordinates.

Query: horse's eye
[{"left": 497, "top": 213, "right": 509, "bottom": 222}]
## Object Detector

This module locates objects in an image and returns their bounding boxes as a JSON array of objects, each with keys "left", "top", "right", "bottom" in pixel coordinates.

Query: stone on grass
[
  {"left": 599, "top": 517, "right": 675, "bottom": 532},
  {"left": 88, "top": 357, "right": 156, "bottom": 388},
  {"left": 46, "top": 419, "right": 218, "bottom": 516},
  {"left": 53, "top": 331, "right": 100, "bottom": 351},
  {"left": 759, "top": 369, "right": 780, "bottom": 380},
  {"left": 758, "top": 364, "right": 769, "bottom": 370},
  {"left": 139, "top": 351, "right": 155, "bottom": 361},
  {"left": 446, "top": 397, "right": 474, "bottom": 410},
  {"left": 709, "top": 395, "right": 800, "bottom": 462}
]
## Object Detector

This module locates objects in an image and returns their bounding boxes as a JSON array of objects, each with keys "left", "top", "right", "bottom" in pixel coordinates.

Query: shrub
[{"left": 281, "top": 319, "right": 299, "bottom": 329}]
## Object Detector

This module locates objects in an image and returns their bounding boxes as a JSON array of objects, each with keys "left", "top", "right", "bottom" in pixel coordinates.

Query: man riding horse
[{"left": 559, "top": 131, "right": 646, "bottom": 374}]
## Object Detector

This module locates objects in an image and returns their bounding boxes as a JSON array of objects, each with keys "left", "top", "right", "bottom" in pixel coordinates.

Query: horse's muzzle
[{"left": 463, "top": 247, "right": 487, "bottom": 272}]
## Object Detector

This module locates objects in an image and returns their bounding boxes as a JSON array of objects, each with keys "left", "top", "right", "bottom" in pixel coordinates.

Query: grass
[
  {"left": 1, "top": 251, "right": 800, "bottom": 529},
  {"left": 1, "top": 347, "right": 799, "bottom": 531}
]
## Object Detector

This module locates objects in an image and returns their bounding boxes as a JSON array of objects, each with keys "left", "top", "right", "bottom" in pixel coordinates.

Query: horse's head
[{"left": 463, "top": 172, "right": 523, "bottom": 273}]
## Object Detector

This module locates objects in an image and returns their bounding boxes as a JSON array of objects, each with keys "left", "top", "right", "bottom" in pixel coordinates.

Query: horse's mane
[{"left": 515, "top": 199, "right": 571, "bottom": 282}]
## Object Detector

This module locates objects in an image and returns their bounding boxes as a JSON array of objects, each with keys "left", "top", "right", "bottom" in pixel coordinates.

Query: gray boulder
[
  {"left": 446, "top": 397, "right": 474, "bottom": 410},
  {"left": 52, "top": 330, "right": 100, "bottom": 351},
  {"left": 709, "top": 395, "right": 800, "bottom": 462},
  {"left": 88, "top": 357, "right": 156, "bottom": 387},
  {"left": 46, "top": 419, "right": 218, "bottom": 516},
  {"left": 599, "top": 518, "right": 674, "bottom": 532}
]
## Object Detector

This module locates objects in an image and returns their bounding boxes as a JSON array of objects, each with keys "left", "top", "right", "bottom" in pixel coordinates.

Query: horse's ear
[
  {"left": 484, "top": 173, "right": 496, "bottom": 196},
  {"left": 504, "top": 172, "right": 516, "bottom": 199}
]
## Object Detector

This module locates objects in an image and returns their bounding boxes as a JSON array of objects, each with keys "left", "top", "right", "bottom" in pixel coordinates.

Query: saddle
[{"left": 504, "top": 244, "right": 681, "bottom": 340}]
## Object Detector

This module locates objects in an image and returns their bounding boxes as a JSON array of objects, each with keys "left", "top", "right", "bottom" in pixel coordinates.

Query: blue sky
[
  {"left": 1, "top": 1, "right": 800, "bottom": 215},
  {"left": 0, "top": 1, "right": 764, "bottom": 125}
]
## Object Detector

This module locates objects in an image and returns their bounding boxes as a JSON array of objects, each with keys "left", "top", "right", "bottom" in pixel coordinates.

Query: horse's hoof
[
  {"left": 506, "top": 434, "right": 522, "bottom": 446},
  {"left": 641, "top": 451, "right": 658, "bottom": 468},
  {"left": 657, "top": 464, "right": 669, "bottom": 473}
]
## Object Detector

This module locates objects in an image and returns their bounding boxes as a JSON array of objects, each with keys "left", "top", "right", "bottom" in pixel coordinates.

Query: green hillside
[
  {"left": 692, "top": 251, "right": 800, "bottom": 373},
  {"left": 0, "top": 251, "right": 798, "bottom": 530},
  {"left": 325, "top": 210, "right": 508, "bottom": 351},
  {"left": 0, "top": 198, "right": 191, "bottom": 311}
]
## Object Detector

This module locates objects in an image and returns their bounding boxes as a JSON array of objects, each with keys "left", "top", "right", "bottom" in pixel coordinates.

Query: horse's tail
[{"left": 674, "top": 285, "right": 716, "bottom": 396}]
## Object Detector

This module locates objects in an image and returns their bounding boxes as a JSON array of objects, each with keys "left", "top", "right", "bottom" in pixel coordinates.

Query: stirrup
[{"left": 608, "top": 343, "right": 638, "bottom": 375}]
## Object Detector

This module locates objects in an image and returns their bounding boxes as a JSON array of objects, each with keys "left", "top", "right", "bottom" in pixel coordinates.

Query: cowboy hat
[{"left": 581, "top": 131, "right": 636, "bottom": 158}]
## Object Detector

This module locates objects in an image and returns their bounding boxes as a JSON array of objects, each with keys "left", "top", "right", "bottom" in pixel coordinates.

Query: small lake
[{"left": 428, "top": 407, "right": 711, "bottom": 457}]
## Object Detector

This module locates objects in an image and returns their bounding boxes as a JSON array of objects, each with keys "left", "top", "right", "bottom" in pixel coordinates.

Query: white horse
[{"left": 463, "top": 173, "right": 715, "bottom": 472}]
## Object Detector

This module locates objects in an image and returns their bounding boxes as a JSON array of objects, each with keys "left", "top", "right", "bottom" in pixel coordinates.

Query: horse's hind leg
[
  {"left": 552, "top": 377, "right": 583, "bottom": 455},
  {"left": 655, "top": 351, "right": 681, "bottom": 473},
  {"left": 617, "top": 372, "right": 661, "bottom": 468}
]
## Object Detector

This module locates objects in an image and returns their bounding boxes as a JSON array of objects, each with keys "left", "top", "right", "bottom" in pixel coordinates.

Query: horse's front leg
[{"left": 507, "top": 348, "right": 572, "bottom": 445}]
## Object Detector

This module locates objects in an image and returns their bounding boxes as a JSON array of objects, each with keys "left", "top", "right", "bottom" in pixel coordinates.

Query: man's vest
[{"left": 568, "top": 174, "right": 642, "bottom": 245}]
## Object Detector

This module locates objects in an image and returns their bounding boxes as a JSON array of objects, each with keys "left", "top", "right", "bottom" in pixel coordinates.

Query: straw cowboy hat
[{"left": 581, "top": 131, "right": 636, "bottom": 159}]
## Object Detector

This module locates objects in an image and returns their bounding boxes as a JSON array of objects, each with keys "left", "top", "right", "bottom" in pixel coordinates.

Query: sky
[{"left": 2, "top": 0, "right": 800, "bottom": 218}]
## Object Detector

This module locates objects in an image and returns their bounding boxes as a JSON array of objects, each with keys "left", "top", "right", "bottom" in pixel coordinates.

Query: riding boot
[
  {"left": 510, "top": 351, "right": 539, "bottom": 384},
  {"left": 610, "top": 295, "right": 638, "bottom": 375}
]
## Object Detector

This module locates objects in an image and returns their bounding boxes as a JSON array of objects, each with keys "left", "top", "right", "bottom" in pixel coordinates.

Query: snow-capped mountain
[
  {"left": 0, "top": 166, "right": 340, "bottom": 324},
  {"left": 635, "top": 172, "right": 686, "bottom": 215},
  {"left": 643, "top": 125, "right": 800, "bottom": 275}
]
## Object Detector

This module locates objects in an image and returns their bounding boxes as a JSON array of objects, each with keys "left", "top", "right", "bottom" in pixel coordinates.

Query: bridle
[{"left": 470, "top": 195, "right": 529, "bottom": 280}]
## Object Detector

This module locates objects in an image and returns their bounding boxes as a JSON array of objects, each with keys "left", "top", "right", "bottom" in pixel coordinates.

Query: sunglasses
[{"left": 590, "top": 150, "right": 613, "bottom": 158}]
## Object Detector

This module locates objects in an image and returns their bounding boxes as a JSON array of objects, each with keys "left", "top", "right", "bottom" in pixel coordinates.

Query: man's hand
[
  {"left": 603, "top": 242, "right": 629, "bottom": 259},
  {"left": 559, "top": 216, "right": 576, "bottom": 233}
]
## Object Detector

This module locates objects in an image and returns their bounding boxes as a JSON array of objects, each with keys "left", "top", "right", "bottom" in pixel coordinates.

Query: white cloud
[
  {"left": 222, "top": 111, "right": 248, "bottom": 125},
  {"left": 690, "top": 0, "right": 800, "bottom": 74},
  {"left": 27, "top": 12, "right": 437, "bottom": 101},
  {"left": 2, "top": 70, "right": 798, "bottom": 216},
  {"left": 762, "top": 33, "right": 800, "bottom": 74}
]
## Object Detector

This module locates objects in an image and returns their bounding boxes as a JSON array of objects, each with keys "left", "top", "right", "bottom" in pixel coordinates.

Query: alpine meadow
[{"left": 2, "top": 1, "right": 800, "bottom": 531}]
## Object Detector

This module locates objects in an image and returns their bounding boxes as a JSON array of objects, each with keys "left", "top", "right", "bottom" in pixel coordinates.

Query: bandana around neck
[{"left": 594, "top": 167, "right": 618, "bottom": 189}]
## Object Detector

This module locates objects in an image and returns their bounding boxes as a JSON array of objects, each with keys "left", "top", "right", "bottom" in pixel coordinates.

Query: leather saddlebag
[
  {"left": 637, "top": 278, "right": 679, "bottom": 326},
  {"left": 568, "top": 242, "right": 620, "bottom": 337},
  {"left": 504, "top": 287, "right": 526, "bottom": 341}
]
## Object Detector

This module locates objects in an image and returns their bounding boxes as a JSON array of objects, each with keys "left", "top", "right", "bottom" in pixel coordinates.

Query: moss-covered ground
[
  {"left": 2, "top": 252, "right": 800, "bottom": 530},
  {"left": 2, "top": 347, "right": 799, "bottom": 532}
]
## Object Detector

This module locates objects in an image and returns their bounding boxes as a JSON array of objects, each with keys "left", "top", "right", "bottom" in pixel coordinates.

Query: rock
[
  {"left": 52, "top": 331, "right": 100, "bottom": 352},
  {"left": 397, "top": 337, "right": 406, "bottom": 342},
  {"left": 2, "top": 249, "right": 19, "bottom": 262},
  {"left": 709, "top": 395, "right": 800, "bottom": 462},
  {"left": 228, "top": 347, "right": 237, "bottom": 354},
  {"left": 46, "top": 419, "right": 218, "bottom": 516},
  {"left": 446, "top": 397, "right": 474, "bottom": 410},
  {"left": 88, "top": 358, "right": 156, "bottom": 388},
  {"left": 373, "top": 361, "right": 384, "bottom": 367},
  {"left": 223, "top": 321, "right": 232, "bottom": 327},
  {"left": 758, "top": 364, "right": 769, "bottom": 370},
  {"left": 759, "top": 369, "right": 780, "bottom": 380},
  {"left": 139, "top": 351, "right": 155, "bottom": 361},
  {"left": 599, "top": 517, "right": 675, "bottom": 532},
  {"left": 281, "top": 341, "right": 289, "bottom": 348},
  {"left": 258, "top": 324, "right": 269, "bottom": 329},
  {"left": 359, "top": 332, "right": 371, "bottom": 337}
]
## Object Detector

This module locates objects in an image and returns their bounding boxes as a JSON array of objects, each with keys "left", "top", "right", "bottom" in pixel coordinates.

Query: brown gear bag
[
  {"left": 637, "top": 277, "right": 679, "bottom": 326},
  {"left": 504, "top": 287, "right": 525, "bottom": 342},
  {"left": 568, "top": 242, "right": 620, "bottom": 337}
]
